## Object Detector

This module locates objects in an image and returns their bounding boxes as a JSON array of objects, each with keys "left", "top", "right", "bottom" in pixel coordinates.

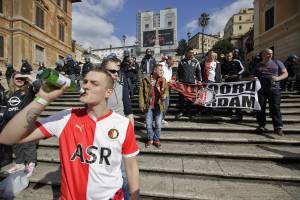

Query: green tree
[
  {"left": 211, "top": 39, "right": 233, "bottom": 55},
  {"left": 176, "top": 39, "right": 188, "bottom": 56}
]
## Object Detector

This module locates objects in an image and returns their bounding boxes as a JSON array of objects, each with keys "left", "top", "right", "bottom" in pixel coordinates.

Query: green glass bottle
[{"left": 40, "top": 68, "right": 77, "bottom": 92}]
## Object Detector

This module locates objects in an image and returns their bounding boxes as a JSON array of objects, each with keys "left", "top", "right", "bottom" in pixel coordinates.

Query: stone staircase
[{"left": 1, "top": 90, "right": 300, "bottom": 199}]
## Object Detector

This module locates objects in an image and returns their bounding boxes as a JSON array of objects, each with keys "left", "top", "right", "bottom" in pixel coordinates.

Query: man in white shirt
[{"left": 160, "top": 56, "right": 176, "bottom": 124}]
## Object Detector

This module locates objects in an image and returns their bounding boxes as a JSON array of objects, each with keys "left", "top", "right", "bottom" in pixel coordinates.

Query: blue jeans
[
  {"left": 121, "top": 160, "right": 130, "bottom": 200},
  {"left": 146, "top": 107, "right": 162, "bottom": 141},
  {"left": 256, "top": 88, "right": 283, "bottom": 130}
]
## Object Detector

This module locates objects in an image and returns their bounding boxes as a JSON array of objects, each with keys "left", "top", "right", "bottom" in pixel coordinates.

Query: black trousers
[
  {"left": 179, "top": 93, "right": 193, "bottom": 114},
  {"left": 256, "top": 88, "right": 283, "bottom": 130},
  {"left": 13, "top": 141, "right": 37, "bottom": 165}
]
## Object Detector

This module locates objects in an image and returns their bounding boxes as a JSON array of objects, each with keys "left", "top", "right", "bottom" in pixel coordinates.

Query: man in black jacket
[
  {"left": 20, "top": 59, "right": 33, "bottom": 75},
  {"left": 140, "top": 49, "right": 156, "bottom": 75},
  {"left": 81, "top": 57, "right": 94, "bottom": 78},
  {"left": 221, "top": 51, "right": 245, "bottom": 120},
  {"left": 5, "top": 63, "right": 15, "bottom": 85},
  {"left": 55, "top": 61, "right": 64, "bottom": 73},
  {"left": 282, "top": 54, "right": 299, "bottom": 91},
  {"left": 176, "top": 47, "right": 201, "bottom": 118},
  {"left": 62, "top": 54, "right": 76, "bottom": 82}
]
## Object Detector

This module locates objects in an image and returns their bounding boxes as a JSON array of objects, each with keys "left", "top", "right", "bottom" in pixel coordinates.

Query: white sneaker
[
  {"left": 6, "top": 163, "right": 26, "bottom": 174},
  {"left": 162, "top": 120, "right": 168, "bottom": 124},
  {"left": 25, "top": 162, "right": 36, "bottom": 177}
]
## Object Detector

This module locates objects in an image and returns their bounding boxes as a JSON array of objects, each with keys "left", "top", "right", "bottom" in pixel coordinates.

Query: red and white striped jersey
[{"left": 36, "top": 108, "right": 139, "bottom": 200}]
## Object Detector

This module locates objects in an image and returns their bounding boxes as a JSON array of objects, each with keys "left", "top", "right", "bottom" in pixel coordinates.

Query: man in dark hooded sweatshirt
[{"left": 140, "top": 49, "right": 156, "bottom": 76}]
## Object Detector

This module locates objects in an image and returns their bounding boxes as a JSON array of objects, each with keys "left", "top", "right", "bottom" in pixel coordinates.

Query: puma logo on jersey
[
  {"left": 75, "top": 124, "right": 84, "bottom": 132},
  {"left": 71, "top": 144, "right": 111, "bottom": 165}
]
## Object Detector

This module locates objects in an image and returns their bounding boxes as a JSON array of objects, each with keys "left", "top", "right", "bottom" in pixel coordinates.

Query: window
[
  {"left": 0, "top": 35, "right": 4, "bottom": 57},
  {"left": 0, "top": 0, "right": 3, "bottom": 14},
  {"left": 62, "top": 0, "right": 67, "bottom": 12},
  {"left": 168, "top": 21, "right": 172, "bottom": 27},
  {"left": 57, "top": 0, "right": 67, "bottom": 12},
  {"left": 35, "top": 45, "right": 44, "bottom": 64},
  {"left": 239, "top": 16, "right": 242, "bottom": 21},
  {"left": 145, "top": 24, "right": 149, "bottom": 29},
  {"left": 36, "top": 6, "right": 44, "bottom": 29},
  {"left": 59, "top": 23, "right": 65, "bottom": 42},
  {"left": 265, "top": 7, "right": 274, "bottom": 31},
  {"left": 239, "top": 25, "right": 242, "bottom": 30}
]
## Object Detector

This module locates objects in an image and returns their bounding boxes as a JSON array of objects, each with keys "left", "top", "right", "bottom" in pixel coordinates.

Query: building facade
[
  {"left": 91, "top": 45, "right": 137, "bottom": 61},
  {"left": 0, "top": 0, "right": 81, "bottom": 72},
  {"left": 74, "top": 43, "right": 84, "bottom": 63},
  {"left": 224, "top": 8, "right": 254, "bottom": 48},
  {"left": 253, "top": 0, "right": 300, "bottom": 61},
  {"left": 136, "top": 8, "right": 177, "bottom": 55},
  {"left": 188, "top": 33, "right": 220, "bottom": 55}
]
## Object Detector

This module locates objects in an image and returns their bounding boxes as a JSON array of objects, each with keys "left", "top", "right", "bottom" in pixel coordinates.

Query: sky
[{"left": 72, "top": 0, "right": 254, "bottom": 49}]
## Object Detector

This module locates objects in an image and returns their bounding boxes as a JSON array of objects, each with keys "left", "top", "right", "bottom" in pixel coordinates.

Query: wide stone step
[
  {"left": 43, "top": 105, "right": 300, "bottom": 115},
  {"left": 136, "top": 130, "right": 300, "bottom": 144},
  {"left": 39, "top": 130, "right": 300, "bottom": 146},
  {"left": 4, "top": 153, "right": 300, "bottom": 183},
  {"left": 56, "top": 96, "right": 300, "bottom": 103},
  {"left": 133, "top": 121, "right": 300, "bottom": 133},
  {"left": 46, "top": 103, "right": 300, "bottom": 111},
  {"left": 35, "top": 140, "right": 300, "bottom": 161},
  {"left": 41, "top": 108, "right": 300, "bottom": 118},
  {"left": 39, "top": 111, "right": 300, "bottom": 124},
  {"left": 34, "top": 118, "right": 300, "bottom": 134},
  {"left": 3, "top": 163, "right": 300, "bottom": 200}
]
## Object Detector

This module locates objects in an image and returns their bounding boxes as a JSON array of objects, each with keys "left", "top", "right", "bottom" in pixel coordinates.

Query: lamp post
[
  {"left": 122, "top": 35, "right": 126, "bottom": 48},
  {"left": 199, "top": 12, "right": 210, "bottom": 57},
  {"left": 187, "top": 32, "right": 191, "bottom": 47}
]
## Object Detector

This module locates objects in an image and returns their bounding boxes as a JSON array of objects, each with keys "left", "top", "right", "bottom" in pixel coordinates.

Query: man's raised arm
[{"left": 0, "top": 86, "right": 67, "bottom": 145}]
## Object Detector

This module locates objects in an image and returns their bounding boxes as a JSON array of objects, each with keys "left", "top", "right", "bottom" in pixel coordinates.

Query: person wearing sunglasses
[
  {"left": 101, "top": 55, "right": 134, "bottom": 126},
  {"left": 0, "top": 72, "right": 41, "bottom": 176},
  {"left": 101, "top": 55, "right": 134, "bottom": 200}
]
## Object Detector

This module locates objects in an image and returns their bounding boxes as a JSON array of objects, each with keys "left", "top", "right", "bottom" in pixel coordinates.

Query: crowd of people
[{"left": 0, "top": 47, "right": 299, "bottom": 199}]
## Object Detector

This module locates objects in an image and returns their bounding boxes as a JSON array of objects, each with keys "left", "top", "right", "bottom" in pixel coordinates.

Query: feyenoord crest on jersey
[{"left": 108, "top": 129, "right": 119, "bottom": 139}]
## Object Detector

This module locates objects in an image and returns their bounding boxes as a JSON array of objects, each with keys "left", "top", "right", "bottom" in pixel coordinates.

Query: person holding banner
[
  {"left": 253, "top": 48, "right": 288, "bottom": 136},
  {"left": 221, "top": 51, "right": 244, "bottom": 120},
  {"left": 176, "top": 47, "right": 202, "bottom": 119},
  {"left": 201, "top": 51, "right": 221, "bottom": 84},
  {"left": 199, "top": 51, "right": 221, "bottom": 115}
]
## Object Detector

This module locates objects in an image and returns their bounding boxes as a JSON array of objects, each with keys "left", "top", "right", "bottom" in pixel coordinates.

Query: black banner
[{"left": 169, "top": 80, "right": 261, "bottom": 110}]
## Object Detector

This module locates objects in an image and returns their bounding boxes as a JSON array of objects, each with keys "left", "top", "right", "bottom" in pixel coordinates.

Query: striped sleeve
[
  {"left": 122, "top": 122, "right": 139, "bottom": 158},
  {"left": 35, "top": 109, "right": 72, "bottom": 138}
]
